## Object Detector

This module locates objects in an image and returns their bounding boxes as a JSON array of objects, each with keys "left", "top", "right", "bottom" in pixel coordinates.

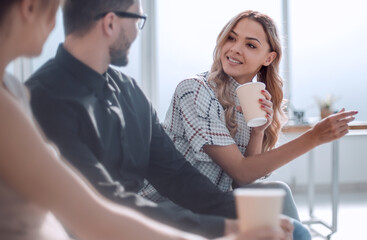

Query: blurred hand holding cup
[
  {"left": 234, "top": 188, "right": 285, "bottom": 232},
  {"left": 236, "top": 82, "right": 267, "bottom": 127}
]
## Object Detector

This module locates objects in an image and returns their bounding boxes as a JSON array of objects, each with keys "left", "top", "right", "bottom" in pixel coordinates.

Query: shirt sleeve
[{"left": 170, "top": 78, "right": 235, "bottom": 154}]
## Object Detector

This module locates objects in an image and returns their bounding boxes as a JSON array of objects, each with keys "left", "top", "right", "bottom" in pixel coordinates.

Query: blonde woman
[
  {"left": 0, "top": 2, "right": 292, "bottom": 240},
  {"left": 140, "top": 10, "right": 357, "bottom": 240}
]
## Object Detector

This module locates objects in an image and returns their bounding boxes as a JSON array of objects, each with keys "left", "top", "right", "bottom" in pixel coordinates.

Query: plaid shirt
[{"left": 139, "top": 72, "right": 252, "bottom": 202}]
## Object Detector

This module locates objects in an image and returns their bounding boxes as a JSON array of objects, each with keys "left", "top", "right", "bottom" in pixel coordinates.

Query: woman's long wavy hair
[{"left": 208, "top": 10, "right": 287, "bottom": 152}]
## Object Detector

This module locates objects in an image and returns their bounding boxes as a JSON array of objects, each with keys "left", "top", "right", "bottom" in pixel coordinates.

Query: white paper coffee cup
[
  {"left": 236, "top": 82, "right": 267, "bottom": 127},
  {"left": 234, "top": 188, "right": 285, "bottom": 232}
]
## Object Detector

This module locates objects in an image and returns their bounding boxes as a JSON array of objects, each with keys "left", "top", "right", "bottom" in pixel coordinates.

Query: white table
[{"left": 282, "top": 122, "right": 367, "bottom": 239}]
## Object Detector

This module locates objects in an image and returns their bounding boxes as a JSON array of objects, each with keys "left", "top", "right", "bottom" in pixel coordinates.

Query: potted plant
[{"left": 315, "top": 94, "right": 339, "bottom": 119}]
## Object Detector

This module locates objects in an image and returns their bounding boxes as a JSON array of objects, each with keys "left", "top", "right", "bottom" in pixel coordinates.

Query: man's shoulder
[
  {"left": 26, "top": 59, "right": 87, "bottom": 99},
  {"left": 26, "top": 59, "right": 61, "bottom": 87},
  {"left": 108, "top": 67, "right": 138, "bottom": 86},
  {"left": 107, "top": 67, "right": 145, "bottom": 98}
]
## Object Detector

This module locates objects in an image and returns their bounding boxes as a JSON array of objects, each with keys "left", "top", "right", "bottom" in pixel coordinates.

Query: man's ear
[
  {"left": 19, "top": 0, "right": 37, "bottom": 22},
  {"left": 263, "top": 51, "right": 277, "bottom": 66},
  {"left": 102, "top": 12, "right": 116, "bottom": 37}
]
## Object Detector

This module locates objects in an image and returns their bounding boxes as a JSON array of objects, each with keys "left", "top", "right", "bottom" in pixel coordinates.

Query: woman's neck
[{"left": 231, "top": 73, "right": 257, "bottom": 85}]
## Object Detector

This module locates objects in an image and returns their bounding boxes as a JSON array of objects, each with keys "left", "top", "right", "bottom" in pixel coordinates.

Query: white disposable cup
[
  {"left": 236, "top": 82, "right": 267, "bottom": 127},
  {"left": 234, "top": 188, "right": 285, "bottom": 232}
]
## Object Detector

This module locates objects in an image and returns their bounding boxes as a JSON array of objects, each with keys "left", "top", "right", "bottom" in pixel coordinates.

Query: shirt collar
[
  {"left": 54, "top": 44, "right": 107, "bottom": 97},
  {"left": 228, "top": 76, "right": 241, "bottom": 89}
]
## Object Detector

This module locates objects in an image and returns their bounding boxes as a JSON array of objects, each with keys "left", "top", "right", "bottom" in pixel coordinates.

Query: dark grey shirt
[{"left": 26, "top": 45, "right": 236, "bottom": 238}]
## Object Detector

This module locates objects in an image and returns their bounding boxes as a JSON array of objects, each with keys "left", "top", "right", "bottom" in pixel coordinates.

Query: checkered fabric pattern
[{"left": 139, "top": 72, "right": 252, "bottom": 202}]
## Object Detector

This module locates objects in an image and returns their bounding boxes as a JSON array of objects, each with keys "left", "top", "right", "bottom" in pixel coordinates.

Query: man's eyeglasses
[{"left": 94, "top": 11, "right": 147, "bottom": 30}]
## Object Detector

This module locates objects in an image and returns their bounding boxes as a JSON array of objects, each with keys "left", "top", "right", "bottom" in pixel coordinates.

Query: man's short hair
[{"left": 63, "top": 0, "right": 135, "bottom": 37}]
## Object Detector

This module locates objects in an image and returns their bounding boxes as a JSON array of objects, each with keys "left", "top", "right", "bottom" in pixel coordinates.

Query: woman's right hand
[{"left": 309, "top": 108, "right": 358, "bottom": 145}]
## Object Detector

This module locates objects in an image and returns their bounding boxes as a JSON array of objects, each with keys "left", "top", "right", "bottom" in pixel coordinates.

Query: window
[{"left": 289, "top": 0, "right": 367, "bottom": 121}]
